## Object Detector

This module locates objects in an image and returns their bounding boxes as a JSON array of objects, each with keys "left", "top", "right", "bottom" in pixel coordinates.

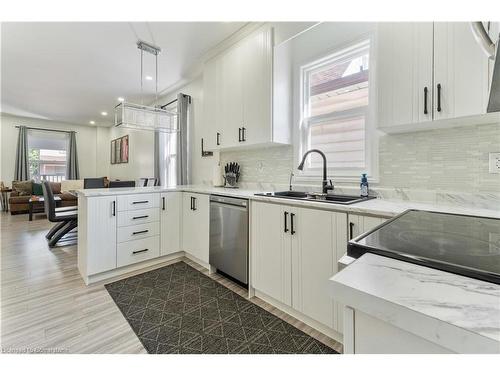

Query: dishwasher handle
[{"left": 210, "top": 195, "right": 248, "bottom": 208}]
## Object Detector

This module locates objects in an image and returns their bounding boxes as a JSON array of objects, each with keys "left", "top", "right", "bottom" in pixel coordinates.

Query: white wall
[{"left": 0, "top": 113, "right": 109, "bottom": 183}]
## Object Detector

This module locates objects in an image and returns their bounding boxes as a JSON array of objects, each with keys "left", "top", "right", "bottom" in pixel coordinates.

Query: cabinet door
[
  {"left": 182, "top": 193, "right": 209, "bottom": 264},
  {"left": 219, "top": 45, "right": 244, "bottom": 148},
  {"left": 292, "top": 209, "right": 347, "bottom": 330},
  {"left": 433, "top": 22, "right": 490, "bottom": 120},
  {"left": 86, "top": 196, "right": 117, "bottom": 275},
  {"left": 377, "top": 23, "right": 434, "bottom": 128},
  {"left": 160, "top": 192, "right": 182, "bottom": 256},
  {"left": 202, "top": 58, "right": 219, "bottom": 150},
  {"left": 348, "top": 214, "right": 388, "bottom": 241},
  {"left": 251, "top": 202, "right": 292, "bottom": 306},
  {"left": 241, "top": 27, "right": 273, "bottom": 146}
]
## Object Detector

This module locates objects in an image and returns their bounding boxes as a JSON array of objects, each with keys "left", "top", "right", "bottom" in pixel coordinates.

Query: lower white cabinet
[
  {"left": 182, "top": 192, "right": 209, "bottom": 264},
  {"left": 78, "top": 195, "right": 117, "bottom": 276},
  {"left": 251, "top": 201, "right": 347, "bottom": 333},
  {"left": 160, "top": 192, "right": 182, "bottom": 256},
  {"left": 348, "top": 213, "right": 388, "bottom": 240}
]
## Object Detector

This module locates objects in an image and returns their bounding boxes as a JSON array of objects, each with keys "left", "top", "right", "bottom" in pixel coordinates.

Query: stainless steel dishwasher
[{"left": 209, "top": 195, "right": 248, "bottom": 285}]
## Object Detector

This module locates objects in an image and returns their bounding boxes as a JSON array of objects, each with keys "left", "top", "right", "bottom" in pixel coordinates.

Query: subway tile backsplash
[{"left": 219, "top": 122, "right": 500, "bottom": 194}]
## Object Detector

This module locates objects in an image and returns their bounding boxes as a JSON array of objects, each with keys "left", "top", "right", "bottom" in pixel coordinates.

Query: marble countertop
[
  {"left": 76, "top": 184, "right": 500, "bottom": 219},
  {"left": 329, "top": 253, "right": 500, "bottom": 353}
]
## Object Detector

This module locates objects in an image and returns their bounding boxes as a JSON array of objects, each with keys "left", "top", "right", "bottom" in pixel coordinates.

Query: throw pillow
[
  {"left": 32, "top": 182, "right": 43, "bottom": 196},
  {"left": 12, "top": 180, "right": 33, "bottom": 196}
]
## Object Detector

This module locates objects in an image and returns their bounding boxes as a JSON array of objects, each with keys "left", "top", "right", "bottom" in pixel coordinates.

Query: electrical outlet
[{"left": 489, "top": 152, "right": 500, "bottom": 174}]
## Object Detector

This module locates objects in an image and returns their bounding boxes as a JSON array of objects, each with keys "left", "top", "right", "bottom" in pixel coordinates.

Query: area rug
[{"left": 105, "top": 261, "right": 338, "bottom": 354}]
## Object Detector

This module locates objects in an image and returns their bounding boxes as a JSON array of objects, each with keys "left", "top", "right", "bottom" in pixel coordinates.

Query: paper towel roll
[{"left": 212, "top": 163, "right": 223, "bottom": 187}]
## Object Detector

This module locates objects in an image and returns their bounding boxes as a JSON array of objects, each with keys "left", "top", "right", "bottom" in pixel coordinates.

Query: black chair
[
  {"left": 84, "top": 177, "right": 105, "bottom": 189},
  {"left": 109, "top": 180, "right": 135, "bottom": 188},
  {"left": 42, "top": 181, "right": 78, "bottom": 247}
]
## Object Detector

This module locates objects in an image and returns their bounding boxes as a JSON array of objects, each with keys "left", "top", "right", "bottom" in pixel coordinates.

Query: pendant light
[{"left": 115, "top": 40, "right": 177, "bottom": 132}]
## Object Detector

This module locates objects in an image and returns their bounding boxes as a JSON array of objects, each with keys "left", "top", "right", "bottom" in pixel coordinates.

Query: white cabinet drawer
[
  {"left": 117, "top": 193, "right": 159, "bottom": 211},
  {"left": 117, "top": 236, "right": 160, "bottom": 268},
  {"left": 117, "top": 208, "right": 159, "bottom": 227},
  {"left": 117, "top": 221, "right": 160, "bottom": 243}
]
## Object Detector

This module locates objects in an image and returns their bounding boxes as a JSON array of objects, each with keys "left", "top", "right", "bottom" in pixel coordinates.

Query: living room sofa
[{"left": 9, "top": 180, "right": 81, "bottom": 215}]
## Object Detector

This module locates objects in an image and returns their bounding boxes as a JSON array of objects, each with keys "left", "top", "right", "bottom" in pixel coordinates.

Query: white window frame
[{"left": 294, "top": 37, "right": 379, "bottom": 183}]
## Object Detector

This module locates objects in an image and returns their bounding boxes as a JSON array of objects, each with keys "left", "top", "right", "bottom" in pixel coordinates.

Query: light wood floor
[{"left": 0, "top": 212, "right": 342, "bottom": 354}]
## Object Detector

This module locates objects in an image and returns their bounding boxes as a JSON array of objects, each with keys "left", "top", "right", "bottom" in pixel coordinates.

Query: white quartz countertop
[
  {"left": 76, "top": 185, "right": 500, "bottom": 219},
  {"left": 329, "top": 253, "right": 500, "bottom": 353}
]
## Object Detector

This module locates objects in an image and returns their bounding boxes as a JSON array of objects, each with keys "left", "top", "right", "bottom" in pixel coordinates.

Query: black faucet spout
[{"left": 297, "top": 149, "right": 333, "bottom": 194}]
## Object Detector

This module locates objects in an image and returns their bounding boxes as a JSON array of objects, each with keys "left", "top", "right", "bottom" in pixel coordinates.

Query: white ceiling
[{"left": 1, "top": 22, "right": 246, "bottom": 126}]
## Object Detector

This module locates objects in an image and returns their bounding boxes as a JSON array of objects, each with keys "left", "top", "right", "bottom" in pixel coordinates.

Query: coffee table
[{"left": 28, "top": 196, "right": 61, "bottom": 221}]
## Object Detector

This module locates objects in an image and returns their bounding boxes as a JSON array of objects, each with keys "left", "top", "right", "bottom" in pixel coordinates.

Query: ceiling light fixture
[
  {"left": 89, "top": 120, "right": 95, "bottom": 125},
  {"left": 114, "top": 39, "right": 177, "bottom": 133},
  {"left": 101, "top": 111, "right": 108, "bottom": 116},
  {"left": 117, "top": 97, "right": 125, "bottom": 102}
]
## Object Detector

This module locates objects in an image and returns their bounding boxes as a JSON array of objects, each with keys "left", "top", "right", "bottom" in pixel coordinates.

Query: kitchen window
[
  {"left": 299, "top": 39, "right": 374, "bottom": 179},
  {"left": 27, "top": 129, "right": 68, "bottom": 182}
]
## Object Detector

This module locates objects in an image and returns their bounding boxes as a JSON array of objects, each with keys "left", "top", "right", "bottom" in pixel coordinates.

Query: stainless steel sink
[{"left": 255, "top": 191, "right": 376, "bottom": 205}]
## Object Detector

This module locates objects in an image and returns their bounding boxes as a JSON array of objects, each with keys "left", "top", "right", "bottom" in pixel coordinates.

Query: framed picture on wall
[
  {"left": 120, "top": 135, "right": 129, "bottom": 163},
  {"left": 115, "top": 138, "right": 121, "bottom": 163},
  {"left": 110, "top": 140, "right": 116, "bottom": 164}
]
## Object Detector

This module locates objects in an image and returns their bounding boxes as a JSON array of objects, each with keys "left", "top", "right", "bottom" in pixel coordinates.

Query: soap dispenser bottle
[{"left": 360, "top": 173, "right": 369, "bottom": 197}]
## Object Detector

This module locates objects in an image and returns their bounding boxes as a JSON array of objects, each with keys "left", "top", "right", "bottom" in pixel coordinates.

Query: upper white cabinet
[
  {"left": 203, "top": 26, "right": 286, "bottom": 150},
  {"left": 377, "top": 22, "right": 499, "bottom": 133},
  {"left": 377, "top": 23, "right": 434, "bottom": 128},
  {"left": 182, "top": 192, "right": 210, "bottom": 264},
  {"left": 160, "top": 192, "right": 182, "bottom": 256}
]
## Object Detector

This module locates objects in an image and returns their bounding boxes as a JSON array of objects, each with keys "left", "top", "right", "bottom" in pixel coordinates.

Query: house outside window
[
  {"left": 298, "top": 39, "right": 375, "bottom": 180},
  {"left": 27, "top": 130, "right": 68, "bottom": 182}
]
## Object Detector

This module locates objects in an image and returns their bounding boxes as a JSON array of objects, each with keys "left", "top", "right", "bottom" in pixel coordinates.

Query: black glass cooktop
[{"left": 348, "top": 210, "right": 500, "bottom": 284}]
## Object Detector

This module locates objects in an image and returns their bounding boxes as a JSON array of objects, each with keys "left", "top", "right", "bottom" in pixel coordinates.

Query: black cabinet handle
[
  {"left": 216, "top": 132, "right": 220, "bottom": 146},
  {"left": 132, "top": 200, "right": 149, "bottom": 205},
  {"left": 242, "top": 127, "right": 246, "bottom": 142},
  {"left": 192, "top": 197, "right": 197, "bottom": 211},
  {"left": 238, "top": 128, "right": 242, "bottom": 142},
  {"left": 349, "top": 222, "right": 355, "bottom": 240},
  {"left": 290, "top": 213, "right": 296, "bottom": 235},
  {"left": 132, "top": 248, "right": 149, "bottom": 255},
  {"left": 112, "top": 201, "right": 116, "bottom": 216},
  {"left": 132, "top": 230, "right": 149, "bottom": 235},
  {"left": 132, "top": 215, "right": 149, "bottom": 220},
  {"left": 423, "top": 87, "right": 428, "bottom": 115},
  {"left": 437, "top": 83, "right": 442, "bottom": 112},
  {"left": 162, "top": 197, "right": 166, "bottom": 211},
  {"left": 284, "top": 211, "right": 289, "bottom": 233},
  {"left": 190, "top": 197, "right": 193, "bottom": 210}
]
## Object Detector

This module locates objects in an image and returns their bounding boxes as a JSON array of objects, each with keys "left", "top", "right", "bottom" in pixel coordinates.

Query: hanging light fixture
[{"left": 115, "top": 40, "right": 177, "bottom": 132}]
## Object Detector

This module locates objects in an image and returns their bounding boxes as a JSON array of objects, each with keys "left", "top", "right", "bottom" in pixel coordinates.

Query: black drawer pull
[
  {"left": 132, "top": 248, "right": 149, "bottom": 254},
  {"left": 112, "top": 201, "right": 116, "bottom": 216},
  {"left": 216, "top": 132, "right": 221, "bottom": 146},
  {"left": 238, "top": 128, "right": 242, "bottom": 142},
  {"left": 132, "top": 215, "right": 149, "bottom": 220},
  {"left": 284, "top": 211, "right": 289, "bottom": 233},
  {"left": 349, "top": 222, "right": 355, "bottom": 240},
  {"left": 242, "top": 127, "right": 246, "bottom": 141},
  {"left": 192, "top": 197, "right": 197, "bottom": 211},
  {"left": 132, "top": 230, "right": 149, "bottom": 235},
  {"left": 162, "top": 196, "right": 166, "bottom": 210},
  {"left": 132, "top": 200, "right": 149, "bottom": 204},
  {"left": 290, "top": 213, "right": 296, "bottom": 235}
]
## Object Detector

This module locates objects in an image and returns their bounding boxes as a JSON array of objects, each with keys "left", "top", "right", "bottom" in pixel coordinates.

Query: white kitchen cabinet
[
  {"left": 78, "top": 195, "right": 117, "bottom": 276},
  {"left": 347, "top": 213, "right": 388, "bottom": 240},
  {"left": 433, "top": 22, "right": 490, "bottom": 121},
  {"left": 160, "top": 192, "right": 182, "bottom": 256},
  {"left": 182, "top": 192, "right": 209, "bottom": 264},
  {"left": 377, "top": 22, "right": 434, "bottom": 128},
  {"left": 291, "top": 207, "right": 347, "bottom": 332},
  {"left": 377, "top": 22, "right": 497, "bottom": 133},
  {"left": 202, "top": 26, "right": 283, "bottom": 150},
  {"left": 251, "top": 201, "right": 347, "bottom": 333},
  {"left": 251, "top": 201, "right": 292, "bottom": 306}
]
